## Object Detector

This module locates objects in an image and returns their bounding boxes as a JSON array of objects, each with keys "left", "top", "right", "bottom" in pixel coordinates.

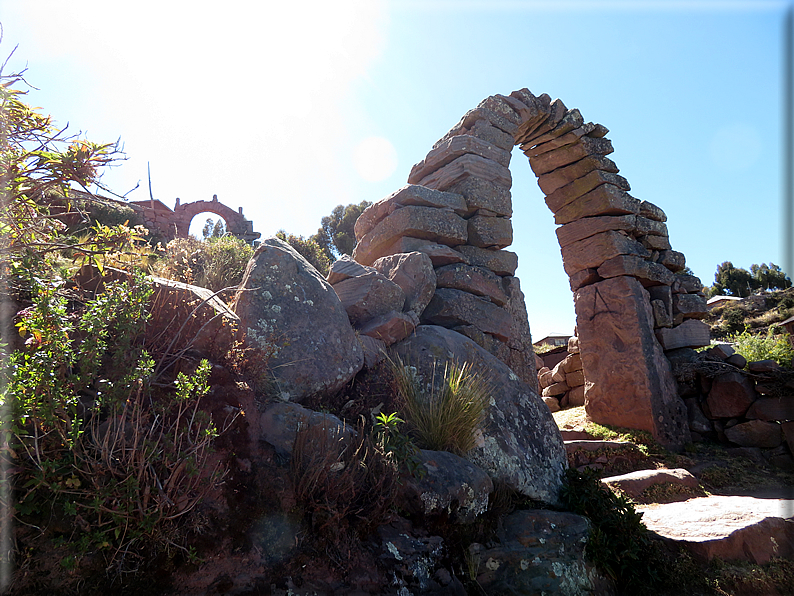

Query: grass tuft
[{"left": 389, "top": 355, "right": 490, "bottom": 455}]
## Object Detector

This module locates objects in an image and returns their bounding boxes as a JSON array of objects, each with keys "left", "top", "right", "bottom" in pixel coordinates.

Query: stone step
[
  {"left": 601, "top": 468, "right": 701, "bottom": 502},
  {"left": 637, "top": 496, "right": 794, "bottom": 564},
  {"left": 558, "top": 427, "right": 594, "bottom": 441}
]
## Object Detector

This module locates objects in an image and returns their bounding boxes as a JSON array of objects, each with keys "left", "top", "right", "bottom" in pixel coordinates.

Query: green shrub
[
  {"left": 389, "top": 357, "right": 490, "bottom": 455},
  {"left": 3, "top": 271, "right": 229, "bottom": 573},
  {"left": 730, "top": 326, "right": 793, "bottom": 368},
  {"left": 154, "top": 235, "right": 254, "bottom": 293},
  {"left": 561, "top": 468, "right": 663, "bottom": 593}
]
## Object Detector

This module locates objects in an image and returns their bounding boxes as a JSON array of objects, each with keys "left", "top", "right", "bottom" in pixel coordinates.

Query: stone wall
[{"left": 352, "top": 88, "right": 709, "bottom": 450}]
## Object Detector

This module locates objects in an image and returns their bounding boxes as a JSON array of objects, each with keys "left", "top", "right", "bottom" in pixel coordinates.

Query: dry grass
[{"left": 389, "top": 356, "right": 490, "bottom": 455}]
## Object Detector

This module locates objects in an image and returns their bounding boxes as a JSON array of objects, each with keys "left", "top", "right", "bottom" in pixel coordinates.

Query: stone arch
[
  {"left": 174, "top": 197, "right": 260, "bottom": 243},
  {"left": 352, "top": 88, "right": 710, "bottom": 450}
]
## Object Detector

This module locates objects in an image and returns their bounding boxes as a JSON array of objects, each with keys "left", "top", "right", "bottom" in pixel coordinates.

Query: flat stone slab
[
  {"left": 638, "top": 495, "right": 794, "bottom": 564},
  {"left": 601, "top": 468, "right": 699, "bottom": 499}
]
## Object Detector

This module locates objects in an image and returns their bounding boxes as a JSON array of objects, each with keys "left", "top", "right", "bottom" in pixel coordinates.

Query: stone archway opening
[
  {"left": 351, "top": 88, "right": 711, "bottom": 451},
  {"left": 188, "top": 212, "right": 230, "bottom": 240}
]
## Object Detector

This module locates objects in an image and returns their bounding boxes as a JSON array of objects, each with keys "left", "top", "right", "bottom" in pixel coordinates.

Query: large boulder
[
  {"left": 232, "top": 237, "right": 364, "bottom": 402},
  {"left": 390, "top": 325, "right": 567, "bottom": 504}
]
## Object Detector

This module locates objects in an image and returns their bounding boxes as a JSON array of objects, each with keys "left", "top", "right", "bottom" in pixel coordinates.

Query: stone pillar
[{"left": 574, "top": 276, "right": 689, "bottom": 450}]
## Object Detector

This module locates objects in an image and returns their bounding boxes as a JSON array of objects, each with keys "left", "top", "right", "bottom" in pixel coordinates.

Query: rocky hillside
[{"left": 705, "top": 287, "right": 794, "bottom": 339}]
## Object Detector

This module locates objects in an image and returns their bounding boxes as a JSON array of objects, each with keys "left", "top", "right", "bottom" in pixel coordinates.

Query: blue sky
[{"left": 2, "top": 0, "right": 789, "bottom": 341}]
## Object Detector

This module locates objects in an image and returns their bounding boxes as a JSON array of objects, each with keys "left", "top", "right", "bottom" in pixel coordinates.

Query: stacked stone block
[
  {"left": 538, "top": 336, "right": 586, "bottom": 411},
  {"left": 351, "top": 87, "right": 699, "bottom": 449},
  {"left": 670, "top": 346, "right": 794, "bottom": 471}
]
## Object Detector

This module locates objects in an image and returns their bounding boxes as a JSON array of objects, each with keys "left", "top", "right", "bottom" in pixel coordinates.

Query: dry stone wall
[{"left": 352, "top": 88, "right": 709, "bottom": 450}]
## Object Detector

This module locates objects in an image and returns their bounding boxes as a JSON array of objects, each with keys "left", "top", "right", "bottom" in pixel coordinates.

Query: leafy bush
[
  {"left": 3, "top": 272, "right": 230, "bottom": 573},
  {"left": 389, "top": 357, "right": 490, "bottom": 455},
  {"left": 372, "top": 412, "right": 424, "bottom": 479},
  {"left": 730, "top": 326, "right": 793, "bottom": 368},
  {"left": 275, "top": 230, "right": 331, "bottom": 275},
  {"left": 154, "top": 235, "right": 254, "bottom": 293},
  {"left": 561, "top": 468, "right": 662, "bottom": 593}
]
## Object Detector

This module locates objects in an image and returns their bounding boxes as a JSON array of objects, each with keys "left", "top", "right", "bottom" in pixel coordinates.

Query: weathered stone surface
[
  {"left": 725, "top": 353, "right": 748, "bottom": 369},
  {"left": 147, "top": 275, "right": 240, "bottom": 358},
  {"left": 554, "top": 185, "right": 641, "bottom": 225},
  {"left": 566, "top": 370, "right": 585, "bottom": 388},
  {"left": 542, "top": 382, "right": 569, "bottom": 397},
  {"left": 520, "top": 107, "right": 583, "bottom": 148},
  {"left": 568, "top": 335, "right": 580, "bottom": 353},
  {"left": 568, "top": 385, "right": 586, "bottom": 407},
  {"left": 746, "top": 397, "right": 794, "bottom": 422},
  {"left": 640, "top": 234, "right": 671, "bottom": 251},
  {"left": 377, "top": 520, "right": 447, "bottom": 594},
  {"left": 684, "top": 398, "right": 713, "bottom": 434},
  {"left": 522, "top": 122, "right": 596, "bottom": 157},
  {"left": 516, "top": 97, "right": 568, "bottom": 144},
  {"left": 435, "top": 263, "right": 508, "bottom": 306},
  {"left": 444, "top": 175, "right": 512, "bottom": 216},
  {"left": 555, "top": 214, "right": 636, "bottom": 248},
  {"left": 601, "top": 468, "right": 699, "bottom": 500},
  {"left": 657, "top": 249, "right": 686, "bottom": 272},
  {"left": 354, "top": 184, "right": 468, "bottom": 241},
  {"left": 409, "top": 135, "right": 511, "bottom": 184},
  {"left": 656, "top": 319, "right": 711, "bottom": 350},
  {"left": 259, "top": 402, "right": 350, "bottom": 457},
  {"left": 456, "top": 245, "right": 518, "bottom": 276},
  {"left": 574, "top": 276, "right": 689, "bottom": 450},
  {"left": 470, "top": 510, "right": 603, "bottom": 596},
  {"left": 537, "top": 154, "right": 620, "bottom": 195},
  {"left": 418, "top": 154, "right": 511, "bottom": 192},
  {"left": 358, "top": 310, "right": 419, "bottom": 346},
  {"left": 374, "top": 236, "right": 467, "bottom": 267},
  {"left": 326, "top": 254, "right": 376, "bottom": 285},
  {"left": 401, "top": 450, "right": 493, "bottom": 523},
  {"left": 501, "top": 276, "right": 538, "bottom": 391},
  {"left": 543, "top": 396, "right": 561, "bottom": 412},
  {"left": 638, "top": 496, "right": 794, "bottom": 564},
  {"left": 391, "top": 325, "right": 568, "bottom": 503},
  {"left": 372, "top": 251, "right": 436, "bottom": 316},
  {"left": 333, "top": 273, "right": 406, "bottom": 327},
  {"left": 673, "top": 274, "right": 704, "bottom": 294},
  {"left": 464, "top": 118, "right": 516, "bottom": 150},
  {"left": 639, "top": 200, "right": 667, "bottom": 222},
  {"left": 233, "top": 238, "right": 363, "bottom": 402},
  {"left": 634, "top": 215, "right": 669, "bottom": 237},
  {"left": 597, "top": 255, "right": 675, "bottom": 287},
  {"left": 467, "top": 215, "right": 513, "bottom": 249},
  {"left": 748, "top": 360, "right": 782, "bottom": 373},
  {"left": 568, "top": 268, "right": 601, "bottom": 291},
  {"left": 544, "top": 169, "right": 630, "bottom": 213},
  {"left": 673, "top": 293, "right": 708, "bottom": 319},
  {"left": 528, "top": 136, "right": 614, "bottom": 176},
  {"left": 560, "top": 231, "right": 648, "bottom": 276},
  {"left": 724, "top": 420, "right": 783, "bottom": 448},
  {"left": 422, "top": 288, "right": 513, "bottom": 342},
  {"left": 358, "top": 334, "right": 387, "bottom": 368},
  {"left": 705, "top": 371, "right": 758, "bottom": 418},
  {"left": 352, "top": 205, "right": 468, "bottom": 266}
]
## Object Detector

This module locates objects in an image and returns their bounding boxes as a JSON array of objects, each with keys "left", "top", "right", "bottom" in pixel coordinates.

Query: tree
[
  {"left": 709, "top": 262, "right": 756, "bottom": 297},
  {"left": 276, "top": 230, "right": 331, "bottom": 276},
  {"left": 750, "top": 263, "right": 791, "bottom": 291},
  {"left": 708, "top": 261, "right": 792, "bottom": 297},
  {"left": 202, "top": 217, "right": 225, "bottom": 239},
  {"left": 311, "top": 201, "right": 371, "bottom": 262}
]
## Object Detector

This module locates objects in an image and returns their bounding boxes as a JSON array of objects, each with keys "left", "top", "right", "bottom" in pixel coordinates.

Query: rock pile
[
  {"left": 538, "top": 335, "right": 586, "bottom": 411},
  {"left": 669, "top": 344, "right": 794, "bottom": 470}
]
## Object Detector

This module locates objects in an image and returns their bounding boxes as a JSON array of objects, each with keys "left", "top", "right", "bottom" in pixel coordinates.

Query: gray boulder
[
  {"left": 232, "top": 237, "right": 364, "bottom": 402},
  {"left": 372, "top": 251, "right": 437, "bottom": 316},
  {"left": 390, "top": 325, "right": 567, "bottom": 504}
]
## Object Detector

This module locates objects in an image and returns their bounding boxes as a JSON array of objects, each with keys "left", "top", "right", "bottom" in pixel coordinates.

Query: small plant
[
  {"left": 372, "top": 412, "right": 424, "bottom": 478},
  {"left": 389, "top": 356, "right": 490, "bottom": 455},
  {"left": 729, "top": 325, "right": 793, "bottom": 368}
]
